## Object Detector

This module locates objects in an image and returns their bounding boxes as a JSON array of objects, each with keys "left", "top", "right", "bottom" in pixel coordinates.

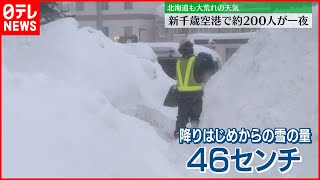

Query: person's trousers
[{"left": 175, "top": 93, "right": 203, "bottom": 133}]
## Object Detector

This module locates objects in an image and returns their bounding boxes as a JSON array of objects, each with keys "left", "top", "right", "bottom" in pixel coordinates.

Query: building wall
[
  {"left": 68, "top": 1, "right": 258, "bottom": 51},
  {"left": 70, "top": 2, "right": 161, "bottom": 15},
  {"left": 69, "top": 2, "right": 161, "bottom": 42},
  {"left": 99, "top": 2, "right": 161, "bottom": 15},
  {"left": 70, "top": 2, "right": 97, "bottom": 15},
  {"left": 77, "top": 20, "right": 97, "bottom": 29},
  {"left": 101, "top": 19, "right": 156, "bottom": 42}
]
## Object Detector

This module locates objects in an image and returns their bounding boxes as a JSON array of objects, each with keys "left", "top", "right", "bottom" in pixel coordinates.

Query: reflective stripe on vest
[{"left": 176, "top": 56, "right": 202, "bottom": 92}]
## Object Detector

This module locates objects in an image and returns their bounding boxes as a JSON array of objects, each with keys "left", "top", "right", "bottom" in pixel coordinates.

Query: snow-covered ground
[{"left": 3, "top": 5, "right": 318, "bottom": 178}]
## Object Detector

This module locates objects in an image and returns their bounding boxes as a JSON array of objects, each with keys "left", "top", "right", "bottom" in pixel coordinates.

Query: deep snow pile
[
  {"left": 3, "top": 18, "right": 177, "bottom": 177},
  {"left": 199, "top": 6, "right": 318, "bottom": 177},
  {"left": 123, "top": 43, "right": 158, "bottom": 62}
]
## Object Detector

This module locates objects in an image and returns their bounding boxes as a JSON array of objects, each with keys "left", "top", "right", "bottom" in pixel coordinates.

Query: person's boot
[
  {"left": 173, "top": 130, "right": 179, "bottom": 140},
  {"left": 174, "top": 116, "right": 182, "bottom": 140},
  {"left": 191, "top": 120, "right": 199, "bottom": 128}
]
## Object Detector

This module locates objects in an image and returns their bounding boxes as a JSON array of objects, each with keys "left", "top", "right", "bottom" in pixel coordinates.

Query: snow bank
[
  {"left": 200, "top": 5, "right": 318, "bottom": 177},
  {"left": 3, "top": 18, "right": 177, "bottom": 177},
  {"left": 123, "top": 43, "right": 158, "bottom": 62}
]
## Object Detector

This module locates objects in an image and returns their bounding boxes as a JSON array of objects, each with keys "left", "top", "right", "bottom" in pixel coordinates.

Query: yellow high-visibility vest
[{"left": 176, "top": 55, "right": 202, "bottom": 92}]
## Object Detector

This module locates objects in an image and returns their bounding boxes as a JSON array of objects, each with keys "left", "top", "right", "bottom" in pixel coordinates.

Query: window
[
  {"left": 101, "top": 2, "right": 109, "bottom": 10},
  {"left": 198, "top": 28, "right": 210, "bottom": 33},
  {"left": 102, "top": 27, "right": 109, "bottom": 37},
  {"left": 124, "top": 2, "right": 133, "bottom": 10},
  {"left": 241, "top": 28, "right": 257, "bottom": 33},
  {"left": 217, "top": 28, "right": 232, "bottom": 33},
  {"left": 96, "top": 3, "right": 108, "bottom": 11},
  {"left": 159, "top": 25, "right": 169, "bottom": 37},
  {"left": 124, "top": 26, "right": 133, "bottom": 36},
  {"left": 232, "top": 28, "right": 241, "bottom": 33},
  {"left": 176, "top": 28, "right": 188, "bottom": 35},
  {"left": 76, "top": 2, "right": 84, "bottom": 11},
  {"left": 190, "top": 29, "right": 198, "bottom": 34},
  {"left": 209, "top": 28, "right": 218, "bottom": 33}
]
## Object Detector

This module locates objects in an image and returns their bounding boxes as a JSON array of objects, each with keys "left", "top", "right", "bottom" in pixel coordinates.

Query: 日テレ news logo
[{"left": 1, "top": 1, "right": 40, "bottom": 35}]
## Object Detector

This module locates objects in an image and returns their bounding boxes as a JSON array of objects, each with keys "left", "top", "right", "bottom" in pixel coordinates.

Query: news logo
[{"left": 0, "top": 1, "right": 40, "bottom": 35}]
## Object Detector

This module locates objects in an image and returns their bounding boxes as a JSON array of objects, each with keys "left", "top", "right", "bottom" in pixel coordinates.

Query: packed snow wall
[
  {"left": 2, "top": 18, "right": 178, "bottom": 177},
  {"left": 200, "top": 5, "right": 318, "bottom": 177},
  {"left": 2, "top": 5, "right": 319, "bottom": 178}
]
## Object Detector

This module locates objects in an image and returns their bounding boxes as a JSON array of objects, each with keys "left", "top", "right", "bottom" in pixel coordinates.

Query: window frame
[
  {"left": 175, "top": 28, "right": 188, "bottom": 35},
  {"left": 159, "top": 24, "right": 169, "bottom": 37},
  {"left": 217, "top": 28, "right": 232, "bottom": 33},
  {"left": 198, "top": 28, "right": 210, "bottom": 33},
  {"left": 124, "top": 26, "right": 133, "bottom": 37},
  {"left": 101, "top": 2, "right": 109, "bottom": 10},
  {"left": 76, "top": 2, "right": 84, "bottom": 11},
  {"left": 124, "top": 2, "right": 133, "bottom": 10}
]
